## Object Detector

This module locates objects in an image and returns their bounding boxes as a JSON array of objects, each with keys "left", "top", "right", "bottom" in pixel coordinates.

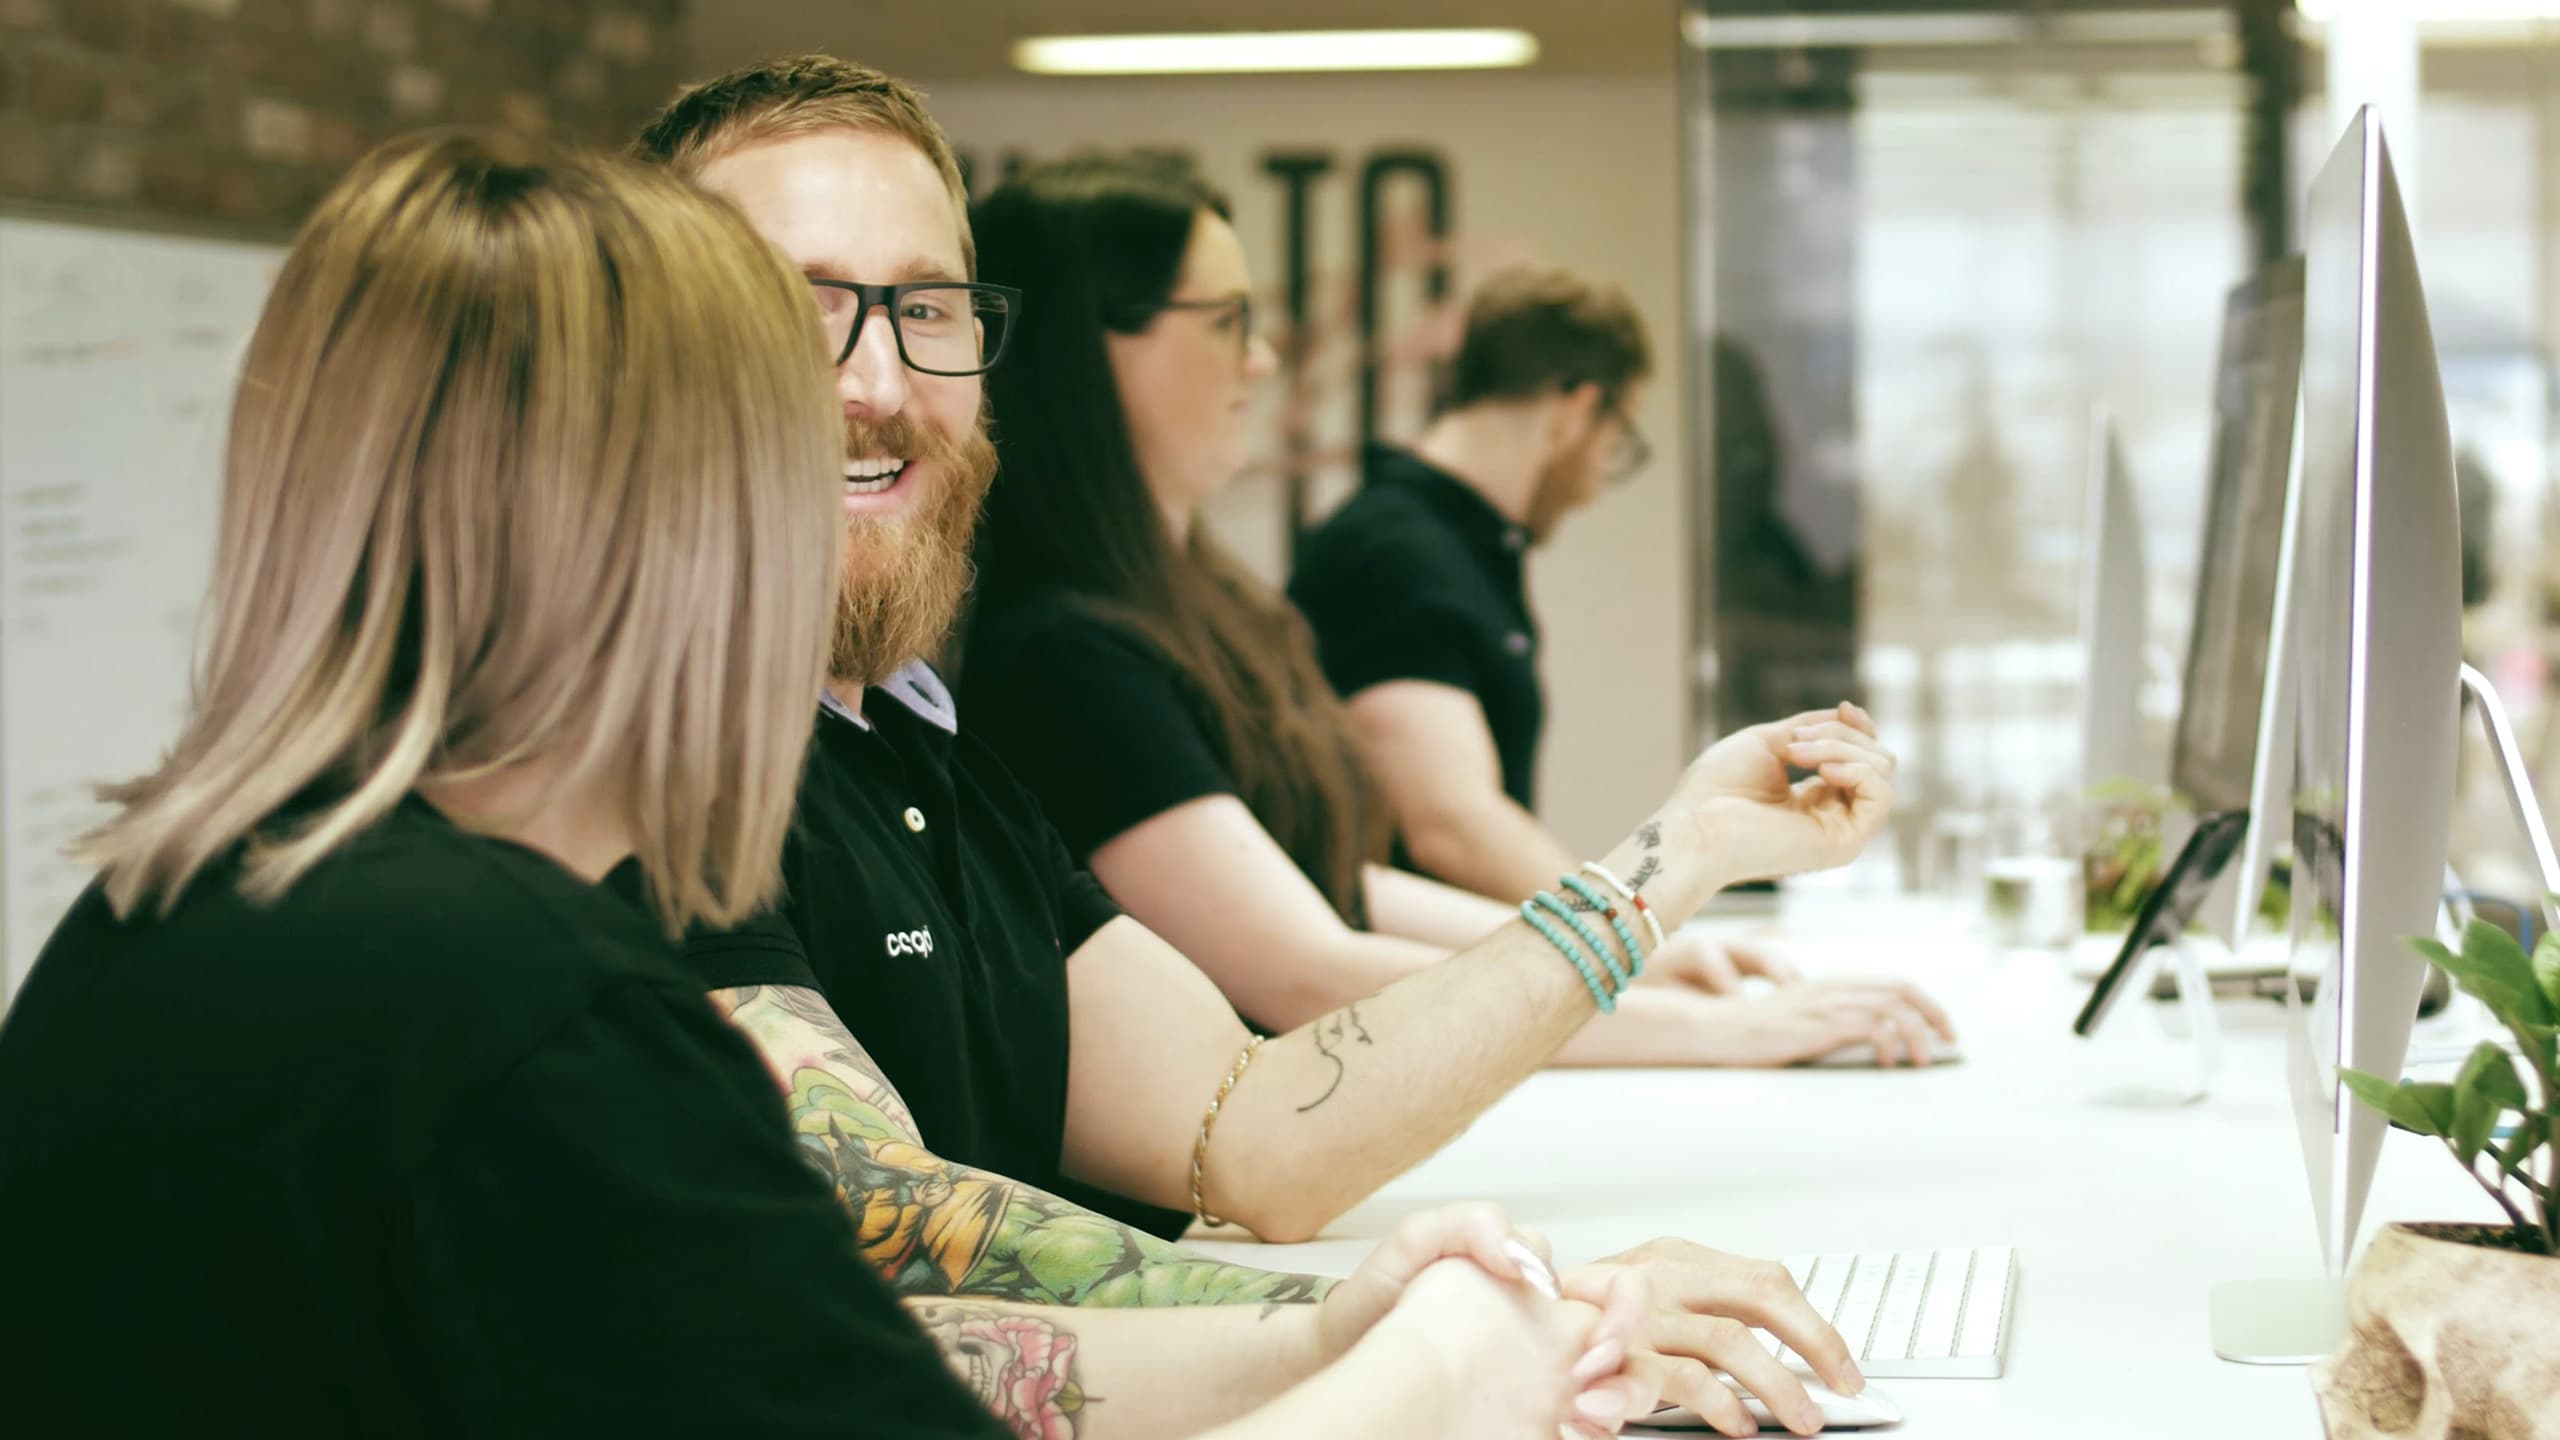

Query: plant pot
[{"left": 2313, "top": 1222, "right": 2560, "bottom": 1439}]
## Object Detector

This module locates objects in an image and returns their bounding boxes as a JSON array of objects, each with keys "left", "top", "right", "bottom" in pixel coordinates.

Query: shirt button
[
  {"left": 903, "top": 807, "right": 928, "bottom": 833},
  {"left": 1503, "top": 528, "right": 1528, "bottom": 552},
  {"left": 1505, "top": 632, "right": 1533, "bottom": 657}
]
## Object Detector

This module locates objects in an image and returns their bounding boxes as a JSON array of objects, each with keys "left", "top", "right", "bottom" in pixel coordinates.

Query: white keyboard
[{"left": 1767, "top": 1247, "right": 2016, "bottom": 1379}]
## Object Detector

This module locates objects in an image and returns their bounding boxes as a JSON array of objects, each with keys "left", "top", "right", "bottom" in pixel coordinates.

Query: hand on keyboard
[
  {"left": 1769, "top": 1248, "right": 2015, "bottom": 1380},
  {"left": 1566, "top": 1238, "right": 1870, "bottom": 1438}
]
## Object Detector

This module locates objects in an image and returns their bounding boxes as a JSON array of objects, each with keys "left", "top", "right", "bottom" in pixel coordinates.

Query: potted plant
[
  {"left": 2079, "top": 780, "right": 2172, "bottom": 935},
  {"left": 2316, "top": 918, "right": 2558, "bottom": 1437}
]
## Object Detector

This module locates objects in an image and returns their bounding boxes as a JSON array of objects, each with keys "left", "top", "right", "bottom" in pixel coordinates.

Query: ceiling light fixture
[
  {"left": 1681, "top": 9, "right": 2228, "bottom": 50},
  {"left": 1011, "top": 29, "right": 1540, "bottom": 76},
  {"left": 2296, "top": 0, "right": 2560, "bottom": 19}
]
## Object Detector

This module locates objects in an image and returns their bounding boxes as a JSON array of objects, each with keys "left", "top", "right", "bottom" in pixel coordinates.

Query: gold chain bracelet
[{"left": 1190, "top": 1034, "right": 1266, "bottom": 1228}]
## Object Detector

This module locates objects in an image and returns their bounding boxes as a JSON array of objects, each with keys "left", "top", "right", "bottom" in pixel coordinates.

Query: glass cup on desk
[{"left": 1984, "top": 854, "right": 2084, "bottom": 951}]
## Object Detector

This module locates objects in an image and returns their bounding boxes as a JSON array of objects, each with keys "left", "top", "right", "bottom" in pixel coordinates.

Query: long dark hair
[{"left": 968, "top": 153, "right": 1387, "bottom": 921}]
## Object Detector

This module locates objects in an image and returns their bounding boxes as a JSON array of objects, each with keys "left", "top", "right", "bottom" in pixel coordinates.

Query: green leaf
[
  {"left": 2534, "top": 931, "right": 2560, "bottom": 1015},
  {"left": 2495, "top": 1114, "right": 2548, "bottom": 1177},
  {"left": 2343, "top": 1070, "right": 2454, "bottom": 1137},
  {"left": 2457, "top": 1041, "right": 2532, "bottom": 1110},
  {"left": 2415, "top": 922, "right": 2554, "bottom": 1031},
  {"left": 2451, "top": 1044, "right": 2527, "bottom": 1163},
  {"left": 2463, "top": 916, "right": 2532, "bottom": 975}
]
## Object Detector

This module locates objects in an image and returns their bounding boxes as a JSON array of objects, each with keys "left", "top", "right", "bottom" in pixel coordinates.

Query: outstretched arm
[
  {"left": 1344, "top": 680, "right": 1577, "bottom": 902},
  {"left": 711, "top": 984, "right": 1333, "bottom": 1308},
  {"left": 1060, "top": 708, "right": 1897, "bottom": 1242}
]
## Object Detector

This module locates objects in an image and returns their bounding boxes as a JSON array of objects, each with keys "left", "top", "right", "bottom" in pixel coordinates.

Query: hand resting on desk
[
  {"left": 1680, "top": 982, "right": 1957, "bottom": 1068},
  {"left": 1640, "top": 932, "right": 1804, "bottom": 996}
]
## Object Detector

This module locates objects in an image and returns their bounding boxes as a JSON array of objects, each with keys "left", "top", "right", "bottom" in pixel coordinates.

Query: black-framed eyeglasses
[
  {"left": 1604, "top": 403, "right": 1652, "bottom": 484},
  {"left": 809, "top": 280, "right": 1022, "bottom": 376},
  {"left": 1114, "top": 294, "right": 1255, "bottom": 356}
]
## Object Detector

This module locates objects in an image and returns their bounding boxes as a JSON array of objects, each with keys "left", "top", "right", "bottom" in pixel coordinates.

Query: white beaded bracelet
[{"left": 1580, "top": 860, "right": 1668, "bottom": 952}]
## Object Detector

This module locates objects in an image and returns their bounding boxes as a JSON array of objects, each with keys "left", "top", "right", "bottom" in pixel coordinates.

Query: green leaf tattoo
[{"left": 719, "top": 985, "right": 1335, "bottom": 1309}]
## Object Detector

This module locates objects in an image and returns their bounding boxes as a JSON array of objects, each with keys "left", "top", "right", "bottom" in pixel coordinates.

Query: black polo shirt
[
  {"left": 683, "top": 663, "right": 1189, "bottom": 1239},
  {"left": 0, "top": 796, "right": 1004, "bottom": 1438},
  {"left": 1291, "top": 443, "right": 1545, "bottom": 813},
  {"left": 962, "top": 595, "right": 1247, "bottom": 868}
]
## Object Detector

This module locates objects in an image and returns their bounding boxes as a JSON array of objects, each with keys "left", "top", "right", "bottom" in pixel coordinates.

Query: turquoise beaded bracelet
[
  {"left": 1527, "top": 891, "right": 1624, "bottom": 1005},
  {"left": 1558, "top": 873, "right": 1646, "bottom": 987},
  {"left": 1519, "top": 899, "right": 1616, "bottom": 1013}
]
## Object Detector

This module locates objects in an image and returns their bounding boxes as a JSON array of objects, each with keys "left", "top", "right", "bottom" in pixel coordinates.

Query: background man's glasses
[
  {"left": 810, "top": 280, "right": 1022, "bottom": 376},
  {"left": 1604, "top": 402, "right": 1651, "bottom": 484}
]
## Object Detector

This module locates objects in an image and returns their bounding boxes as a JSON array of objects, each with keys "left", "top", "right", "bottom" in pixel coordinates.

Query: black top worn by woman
[{"left": 0, "top": 797, "right": 1003, "bottom": 1438}]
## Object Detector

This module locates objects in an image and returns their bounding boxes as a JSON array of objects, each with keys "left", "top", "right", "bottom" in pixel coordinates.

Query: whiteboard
[{"left": 0, "top": 215, "right": 281, "bottom": 1008}]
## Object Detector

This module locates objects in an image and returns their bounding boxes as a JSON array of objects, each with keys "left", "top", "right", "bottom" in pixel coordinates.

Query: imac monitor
[
  {"left": 2211, "top": 106, "right": 2461, "bottom": 1366},
  {"left": 2071, "top": 259, "right": 2305, "bottom": 1039},
  {"left": 2076, "top": 410, "right": 2146, "bottom": 792},
  {"left": 2217, "top": 109, "right": 2466, "bottom": 1367},
  {"left": 2288, "top": 105, "right": 2462, "bottom": 1280}
]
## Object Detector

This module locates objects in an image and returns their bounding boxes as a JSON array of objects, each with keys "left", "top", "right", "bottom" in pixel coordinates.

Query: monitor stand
[
  {"left": 2457, "top": 663, "right": 2560, "bottom": 916},
  {"left": 2093, "top": 935, "right": 2224, "bottom": 1106},
  {"left": 2210, "top": 1278, "right": 2350, "bottom": 1364},
  {"left": 2211, "top": 667, "right": 2554, "bottom": 1365}
]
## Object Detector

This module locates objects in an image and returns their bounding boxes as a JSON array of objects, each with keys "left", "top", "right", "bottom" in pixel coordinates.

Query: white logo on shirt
[{"left": 885, "top": 928, "right": 935, "bottom": 959}]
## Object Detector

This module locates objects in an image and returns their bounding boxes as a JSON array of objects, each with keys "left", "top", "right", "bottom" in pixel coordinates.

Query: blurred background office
[{"left": 6, "top": 0, "right": 2560, "bottom": 969}]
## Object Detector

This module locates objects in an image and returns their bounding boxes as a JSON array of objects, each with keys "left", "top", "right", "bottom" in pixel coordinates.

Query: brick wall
[{"left": 0, "top": 0, "right": 687, "bottom": 229}]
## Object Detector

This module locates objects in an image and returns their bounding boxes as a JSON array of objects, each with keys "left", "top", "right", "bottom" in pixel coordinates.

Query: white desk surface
[{"left": 1186, "top": 894, "right": 2501, "bottom": 1439}]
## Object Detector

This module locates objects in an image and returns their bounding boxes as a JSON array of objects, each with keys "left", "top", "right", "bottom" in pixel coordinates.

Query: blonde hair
[
  {"left": 632, "top": 54, "right": 976, "bottom": 270},
  {"left": 82, "top": 129, "right": 841, "bottom": 937}
]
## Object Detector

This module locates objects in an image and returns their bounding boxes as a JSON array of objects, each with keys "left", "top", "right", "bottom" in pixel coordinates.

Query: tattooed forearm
[
  {"left": 1568, "top": 823, "right": 1664, "bottom": 910},
  {"left": 1295, "top": 1002, "right": 1374, "bottom": 1113},
  {"left": 720, "top": 985, "right": 1336, "bottom": 1308},
  {"left": 719, "top": 984, "right": 925, "bottom": 1136},
  {"left": 909, "top": 1301, "right": 1094, "bottom": 1439}
]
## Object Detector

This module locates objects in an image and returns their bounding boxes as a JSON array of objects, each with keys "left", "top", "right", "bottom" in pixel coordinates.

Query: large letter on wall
[
  {"left": 1261, "top": 151, "right": 1334, "bottom": 552},
  {"left": 1356, "top": 151, "right": 1452, "bottom": 457}
]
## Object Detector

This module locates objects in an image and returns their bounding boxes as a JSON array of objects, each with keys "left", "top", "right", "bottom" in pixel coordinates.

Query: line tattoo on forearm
[
  {"left": 1569, "top": 822, "right": 1667, "bottom": 911},
  {"left": 1629, "top": 821, "right": 1663, "bottom": 891},
  {"left": 1297, "top": 1002, "right": 1375, "bottom": 1113}
]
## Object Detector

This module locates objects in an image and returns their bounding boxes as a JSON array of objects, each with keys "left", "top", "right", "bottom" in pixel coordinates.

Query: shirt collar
[
  {"left": 1363, "top": 442, "right": 1531, "bottom": 559},
  {"left": 818, "top": 659, "right": 960, "bottom": 736}
]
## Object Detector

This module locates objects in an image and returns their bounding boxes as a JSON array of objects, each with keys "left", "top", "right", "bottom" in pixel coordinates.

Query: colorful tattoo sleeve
[
  {"left": 907, "top": 1301, "right": 1093, "bottom": 1440},
  {"left": 716, "top": 985, "right": 1334, "bottom": 1309}
]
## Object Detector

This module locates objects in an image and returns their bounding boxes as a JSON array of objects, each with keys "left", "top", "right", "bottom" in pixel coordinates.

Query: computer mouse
[
  {"left": 1638, "top": 1378, "right": 1905, "bottom": 1431},
  {"left": 1802, "top": 1039, "right": 1963, "bottom": 1069}
]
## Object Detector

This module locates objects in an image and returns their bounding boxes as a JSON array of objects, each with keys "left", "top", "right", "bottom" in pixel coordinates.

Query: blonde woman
[{"left": 0, "top": 131, "right": 1652, "bottom": 1440}]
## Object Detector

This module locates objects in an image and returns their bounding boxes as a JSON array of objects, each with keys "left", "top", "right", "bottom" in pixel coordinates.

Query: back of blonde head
[{"left": 83, "top": 129, "right": 841, "bottom": 936}]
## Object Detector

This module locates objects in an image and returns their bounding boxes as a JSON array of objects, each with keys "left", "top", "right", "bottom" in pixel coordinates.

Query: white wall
[{"left": 920, "top": 70, "right": 1689, "bottom": 856}]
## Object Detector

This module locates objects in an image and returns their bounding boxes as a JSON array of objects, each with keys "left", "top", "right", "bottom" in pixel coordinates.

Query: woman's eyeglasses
[
  {"left": 809, "top": 280, "right": 1023, "bottom": 376},
  {"left": 1116, "top": 294, "right": 1256, "bottom": 356}
]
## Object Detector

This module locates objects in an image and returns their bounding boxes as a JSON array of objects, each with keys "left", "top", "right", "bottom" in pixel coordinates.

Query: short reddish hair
[{"left": 632, "top": 54, "right": 975, "bottom": 270}]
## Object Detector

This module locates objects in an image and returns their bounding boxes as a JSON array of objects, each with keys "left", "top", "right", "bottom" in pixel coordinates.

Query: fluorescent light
[
  {"left": 1012, "top": 29, "right": 1539, "bottom": 76},
  {"left": 1683, "top": 8, "right": 2227, "bottom": 50},
  {"left": 2297, "top": 0, "right": 2560, "bottom": 18}
]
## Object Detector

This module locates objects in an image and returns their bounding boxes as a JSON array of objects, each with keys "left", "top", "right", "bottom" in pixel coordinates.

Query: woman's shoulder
[
  {"left": 194, "top": 801, "right": 675, "bottom": 993},
  {"left": 968, "top": 587, "right": 1180, "bottom": 687}
]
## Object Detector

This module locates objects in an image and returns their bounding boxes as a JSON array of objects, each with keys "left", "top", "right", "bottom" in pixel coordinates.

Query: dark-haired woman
[{"left": 961, "top": 154, "right": 1949, "bottom": 1066}]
